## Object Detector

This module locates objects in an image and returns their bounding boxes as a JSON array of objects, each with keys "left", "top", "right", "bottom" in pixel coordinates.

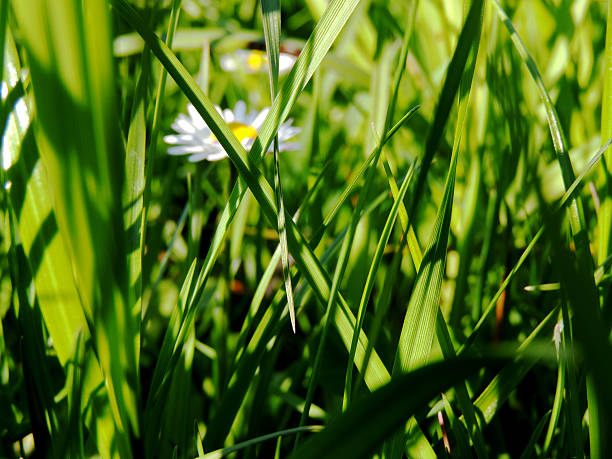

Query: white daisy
[
  {"left": 164, "top": 101, "right": 301, "bottom": 162},
  {"left": 219, "top": 49, "right": 297, "bottom": 75}
]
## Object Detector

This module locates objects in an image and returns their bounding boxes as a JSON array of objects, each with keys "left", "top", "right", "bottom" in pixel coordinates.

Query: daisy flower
[
  {"left": 164, "top": 100, "right": 301, "bottom": 162},
  {"left": 220, "top": 49, "right": 297, "bottom": 75}
]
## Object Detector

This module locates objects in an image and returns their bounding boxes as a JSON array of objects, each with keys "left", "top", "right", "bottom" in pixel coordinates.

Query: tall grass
[{"left": 2, "top": 0, "right": 612, "bottom": 457}]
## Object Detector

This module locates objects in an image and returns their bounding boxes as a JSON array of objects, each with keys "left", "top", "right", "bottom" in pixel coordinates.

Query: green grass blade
[
  {"left": 598, "top": 0, "right": 612, "bottom": 266},
  {"left": 392, "top": 0, "right": 483, "bottom": 375},
  {"left": 12, "top": 0, "right": 140, "bottom": 452},
  {"left": 549, "top": 213, "right": 612, "bottom": 458},
  {"left": 262, "top": 0, "right": 295, "bottom": 332},
  {"left": 2, "top": 33, "right": 87, "bottom": 367},
  {"left": 343, "top": 161, "right": 415, "bottom": 407},
  {"left": 123, "top": 48, "right": 148, "bottom": 364},
  {"left": 470, "top": 306, "right": 559, "bottom": 424},
  {"left": 199, "top": 426, "right": 323, "bottom": 459},
  {"left": 463, "top": 138, "right": 611, "bottom": 351},
  {"left": 289, "top": 358, "right": 498, "bottom": 459}
]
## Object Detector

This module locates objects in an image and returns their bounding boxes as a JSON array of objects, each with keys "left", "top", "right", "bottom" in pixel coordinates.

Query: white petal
[
  {"left": 187, "top": 104, "right": 207, "bottom": 130},
  {"left": 279, "top": 53, "right": 297, "bottom": 75},
  {"left": 164, "top": 134, "right": 196, "bottom": 144},
  {"left": 173, "top": 115, "right": 197, "bottom": 134},
  {"left": 187, "top": 152, "right": 209, "bottom": 162},
  {"left": 278, "top": 125, "right": 301, "bottom": 141},
  {"left": 205, "top": 149, "right": 230, "bottom": 161},
  {"left": 251, "top": 108, "right": 270, "bottom": 129},
  {"left": 233, "top": 100, "right": 247, "bottom": 122},
  {"left": 223, "top": 108, "right": 234, "bottom": 123},
  {"left": 278, "top": 141, "right": 301, "bottom": 152},
  {"left": 220, "top": 54, "right": 238, "bottom": 72},
  {"left": 168, "top": 144, "right": 208, "bottom": 155}
]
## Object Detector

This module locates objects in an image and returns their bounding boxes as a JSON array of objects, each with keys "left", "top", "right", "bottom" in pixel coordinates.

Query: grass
[{"left": 2, "top": 0, "right": 612, "bottom": 457}]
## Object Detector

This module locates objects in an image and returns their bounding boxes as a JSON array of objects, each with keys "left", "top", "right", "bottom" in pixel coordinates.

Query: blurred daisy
[
  {"left": 220, "top": 49, "right": 297, "bottom": 75},
  {"left": 164, "top": 100, "right": 301, "bottom": 162}
]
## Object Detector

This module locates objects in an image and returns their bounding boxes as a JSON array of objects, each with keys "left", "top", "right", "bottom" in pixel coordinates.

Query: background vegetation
[{"left": 2, "top": 0, "right": 612, "bottom": 457}]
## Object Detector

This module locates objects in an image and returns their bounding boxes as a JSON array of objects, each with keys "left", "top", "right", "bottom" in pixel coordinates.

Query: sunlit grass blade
[
  {"left": 392, "top": 0, "right": 483, "bottom": 390},
  {"left": 204, "top": 189, "right": 394, "bottom": 452},
  {"left": 262, "top": 0, "right": 295, "bottom": 332},
  {"left": 12, "top": 1, "right": 140, "bottom": 454},
  {"left": 143, "top": 257, "right": 197, "bottom": 455},
  {"left": 388, "top": 2, "right": 484, "bottom": 457},
  {"left": 123, "top": 46, "right": 148, "bottom": 363},
  {"left": 340, "top": 4, "right": 420, "bottom": 407},
  {"left": 2, "top": 33, "right": 87, "bottom": 367},
  {"left": 2, "top": 32, "right": 121, "bottom": 457},
  {"left": 599, "top": 0, "right": 612, "bottom": 265},
  {"left": 343, "top": 160, "right": 415, "bottom": 408}
]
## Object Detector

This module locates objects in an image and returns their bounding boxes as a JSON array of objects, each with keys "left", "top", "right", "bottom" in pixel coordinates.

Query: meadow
[{"left": 2, "top": 0, "right": 612, "bottom": 457}]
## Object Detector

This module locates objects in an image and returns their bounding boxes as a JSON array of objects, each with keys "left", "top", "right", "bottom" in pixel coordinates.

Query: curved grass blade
[
  {"left": 199, "top": 426, "right": 323, "bottom": 459},
  {"left": 470, "top": 306, "right": 559, "bottom": 424},
  {"left": 289, "top": 358, "right": 499, "bottom": 459}
]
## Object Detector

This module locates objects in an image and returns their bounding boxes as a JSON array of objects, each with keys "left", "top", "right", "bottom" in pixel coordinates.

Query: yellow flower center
[
  {"left": 209, "top": 122, "right": 257, "bottom": 143},
  {"left": 246, "top": 50, "right": 266, "bottom": 71},
  {"left": 230, "top": 122, "right": 258, "bottom": 142}
]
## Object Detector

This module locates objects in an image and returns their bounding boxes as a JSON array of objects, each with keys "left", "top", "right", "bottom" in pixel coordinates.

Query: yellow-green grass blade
[
  {"left": 388, "top": 2, "right": 484, "bottom": 457},
  {"left": 123, "top": 46, "right": 148, "bottom": 366},
  {"left": 377, "top": 0, "right": 422, "bottom": 270},
  {"left": 262, "top": 0, "right": 295, "bottom": 332},
  {"left": 297, "top": 53, "right": 414, "bottom": 443},
  {"left": 2, "top": 33, "right": 86, "bottom": 367},
  {"left": 11, "top": 0, "right": 140, "bottom": 452},
  {"left": 142, "top": 0, "right": 181, "bottom": 241},
  {"left": 343, "top": 160, "right": 416, "bottom": 409},
  {"left": 336, "top": 33, "right": 410, "bottom": 412},
  {"left": 289, "top": 357, "right": 501, "bottom": 459},
  {"left": 3, "top": 34, "right": 124, "bottom": 457},
  {"left": 542, "top": 315, "right": 566, "bottom": 456},
  {"left": 599, "top": 1, "right": 612, "bottom": 266},
  {"left": 392, "top": 0, "right": 483, "bottom": 381},
  {"left": 407, "top": 0, "right": 482, "bottom": 227}
]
